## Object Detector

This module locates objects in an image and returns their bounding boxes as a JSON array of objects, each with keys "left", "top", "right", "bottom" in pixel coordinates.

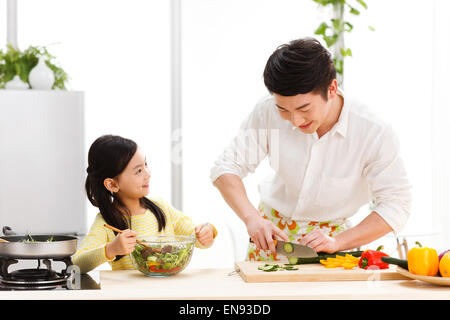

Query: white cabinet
[{"left": 0, "top": 90, "right": 86, "bottom": 235}]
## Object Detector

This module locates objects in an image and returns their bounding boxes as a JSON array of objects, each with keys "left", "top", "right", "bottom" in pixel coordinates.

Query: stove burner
[
  {"left": 10, "top": 268, "right": 59, "bottom": 281},
  {"left": 0, "top": 256, "right": 72, "bottom": 290}
]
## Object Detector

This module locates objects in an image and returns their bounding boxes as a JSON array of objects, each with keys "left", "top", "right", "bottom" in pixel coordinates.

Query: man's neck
[{"left": 316, "top": 94, "right": 344, "bottom": 138}]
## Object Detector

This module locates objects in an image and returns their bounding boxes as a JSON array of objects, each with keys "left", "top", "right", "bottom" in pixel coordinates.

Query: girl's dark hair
[
  {"left": 85, "top": 135, "right": 166, "bottom": 260},
  {"left": 263, "top": 37, "right": 336, "bottom": 100}
]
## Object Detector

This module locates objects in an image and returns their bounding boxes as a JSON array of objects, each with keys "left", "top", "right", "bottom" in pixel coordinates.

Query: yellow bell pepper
[
  {"left": 146, "top": 262, "right": 161, "bottom": 267},
  {"left": 319, "top": 256, "right": 358, "bottom": 269},
  {"left": 407, "top": 241, "right": 439, "bottom": 276},
  {"left": 342, "top": 262, "right": 357, "bottom": 270}
]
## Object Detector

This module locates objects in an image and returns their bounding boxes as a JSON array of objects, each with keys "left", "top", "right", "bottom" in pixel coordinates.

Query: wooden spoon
[
  {"left": 0, "top": 238, "right": 9, "bottom": 243},
  {"left": 103, "top": 223, "right": 159, "bottom": 251}
]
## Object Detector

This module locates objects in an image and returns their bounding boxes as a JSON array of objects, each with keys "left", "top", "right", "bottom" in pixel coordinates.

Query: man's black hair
[{"left": 263, "top": 37, "right": 336, "bottom": 100}]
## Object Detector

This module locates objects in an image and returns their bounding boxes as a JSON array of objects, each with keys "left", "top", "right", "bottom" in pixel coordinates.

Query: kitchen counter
[{"left": 0, "top": 268, "right": 448, "bottom": 300}]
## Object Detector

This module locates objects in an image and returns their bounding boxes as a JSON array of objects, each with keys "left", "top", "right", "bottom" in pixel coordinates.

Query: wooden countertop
[{"left": 0, "top": 267, "right": 449, "bottom": 300}]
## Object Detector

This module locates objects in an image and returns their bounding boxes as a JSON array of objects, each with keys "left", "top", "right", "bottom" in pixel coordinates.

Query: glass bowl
[{"left": 129, "top": 235, "right": 195, "bottom": 277}]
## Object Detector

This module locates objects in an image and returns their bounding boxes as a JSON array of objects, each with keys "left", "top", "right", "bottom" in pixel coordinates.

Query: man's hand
[
  {"left": 298, "top": 229, "right": 339, "bottom": 253},
  {"left": 246, "top": 215, "right": 289, "bottom": 254}
]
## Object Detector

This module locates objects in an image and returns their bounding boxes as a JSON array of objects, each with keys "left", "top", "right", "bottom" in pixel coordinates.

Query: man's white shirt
[{"left": 210, "top": 91, "right": 412, "bottom": 235}]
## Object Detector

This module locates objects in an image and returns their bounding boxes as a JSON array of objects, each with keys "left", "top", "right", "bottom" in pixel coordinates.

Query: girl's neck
[{"left": 115, "top": 197, "right": 146, "bottom": 216}]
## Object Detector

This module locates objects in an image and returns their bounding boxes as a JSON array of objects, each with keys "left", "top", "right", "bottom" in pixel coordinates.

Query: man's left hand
[{"left": 298, "top": 229, "right": 339, "bottom": 253}]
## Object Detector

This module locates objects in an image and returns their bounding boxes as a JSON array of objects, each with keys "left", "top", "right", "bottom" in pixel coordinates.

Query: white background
[{"left": 1, "top": 0, "right": 449, "bottom": 269}]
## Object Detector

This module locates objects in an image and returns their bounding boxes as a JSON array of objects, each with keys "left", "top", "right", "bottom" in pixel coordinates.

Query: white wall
[{"left": 12, "top": 0, "right": 173, "bottom": 225}]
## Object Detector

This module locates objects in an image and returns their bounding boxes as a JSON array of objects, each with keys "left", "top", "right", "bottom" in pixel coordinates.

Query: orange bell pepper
[
  {"left": 439, "top": 252, "right": 450, "bottom": 278},
  {"left": 407, "top": 241, "right": 439, "bottom": 276}
]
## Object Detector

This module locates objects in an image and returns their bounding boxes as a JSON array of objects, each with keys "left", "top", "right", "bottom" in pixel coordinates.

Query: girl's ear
[{"left": 104, "top": 178, "right": 119, "bottom": 193}]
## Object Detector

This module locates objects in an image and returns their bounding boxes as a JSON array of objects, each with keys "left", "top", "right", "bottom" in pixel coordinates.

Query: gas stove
[{"left": 0, "top": 256, "right": 100, "bottom": 291}]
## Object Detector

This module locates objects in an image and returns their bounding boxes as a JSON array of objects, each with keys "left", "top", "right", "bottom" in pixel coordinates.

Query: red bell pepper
[
  {"left": 149, "top": 265, "right": 181, "bottom": 273},
  {"left": 358, "top": 245, "right": 389, "bottom": 270}
]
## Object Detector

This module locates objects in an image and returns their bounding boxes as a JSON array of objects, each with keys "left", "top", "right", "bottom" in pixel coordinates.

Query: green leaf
[
  {"left": 345, "top": 21, "right": 354, "bottom": 32},
  {"left": 356, "top": 0, "right": 368, "bottom": 10},
  {"left": 348, "top": 6, "right": 360, "bottom": 15},
  {"left": 368, "top": 25, "right": 376, "bottom": 31},
  {"left": 324, "top": 34, "right": 339, "bottom": 47},
  {"left": 314, "top": 22, "right": 329, "bottom": 35},
  {"left": 334, "top": 58, "right": 344, "bottom": 75},
  {"left": 312, "top": 0, "right": 335, "bottom": 6},
  {"left": 340, "top": 47, "right": 352, "bottom": 57},
  {"left": 331, "top": 18, "right": 344, "bottom": 33},
  {"left": 0, "top": 44, "right": 69, "bottom": 90}
]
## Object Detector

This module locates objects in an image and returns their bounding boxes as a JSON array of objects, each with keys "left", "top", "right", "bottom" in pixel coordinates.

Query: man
[{"left": 210, "top": 38, "right": 411, "bottom": 261}]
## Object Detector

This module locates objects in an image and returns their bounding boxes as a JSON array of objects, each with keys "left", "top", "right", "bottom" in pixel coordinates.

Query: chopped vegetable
[
  {"left": 288, "top": 251, "right": 363, "bottom": 265},
  {"left": 283, "top": 242, "right": 294, "bottom": 254},
  {"left": 258, "top": 263, "right": 298, "bottom": 272},
  {"left": 130, "top": 241, "right": 193, "bottom": 276},
  {"left": 319, "top": 254, "right": 360, "bottom": 269},
  {"left": 20, "top": 235, "right": 54, "bottom": 243}
]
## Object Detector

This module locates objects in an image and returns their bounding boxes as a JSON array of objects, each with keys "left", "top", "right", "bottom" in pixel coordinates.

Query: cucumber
[
  {"left": 288, "top": 250, "right": 364, "bottom": 265},
  {"left": 283, "top": 242, "right": 294, "bottom": 254},
  {"left": 318, "top": 250, "right": 364, "bottom": 258},
  {"left": 288, "top": 256, "right": 299, "bottom": 265},
  {"left": 381, "top": 256, "right": 408, "bottom": 270}
]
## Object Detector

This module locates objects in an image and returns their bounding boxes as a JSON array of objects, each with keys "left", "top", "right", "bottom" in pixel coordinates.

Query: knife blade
[{"left": 275, "top": 240, "right": 318, "bottom": 258}]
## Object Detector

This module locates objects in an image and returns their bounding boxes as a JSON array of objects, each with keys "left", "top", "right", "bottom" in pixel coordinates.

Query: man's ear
[
  {"left": 104, "top": 178, "right": 119, "bottom": 193},
  {"left": 328, "top": 79, "right": 338, "bottom": 99}
]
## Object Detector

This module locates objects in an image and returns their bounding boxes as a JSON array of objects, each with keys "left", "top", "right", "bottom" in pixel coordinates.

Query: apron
[{"left": 246, "top": 201, "right": 350, "bottom": 263}]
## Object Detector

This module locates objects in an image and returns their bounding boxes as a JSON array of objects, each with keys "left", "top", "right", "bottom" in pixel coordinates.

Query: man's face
[{"left": 274, "top": 90, "right": 333, "bottom": 134}]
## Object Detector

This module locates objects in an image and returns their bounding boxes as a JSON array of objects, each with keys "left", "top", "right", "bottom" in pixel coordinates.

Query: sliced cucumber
[
  {"left": 283, "top": 265, "right": 299, "bottom": 271},
  {"left": 288, "top": 256, "right": 299, "bottom": 265},
  {"left": 283, "top": 242, "right": 294, "bottom": 254}
]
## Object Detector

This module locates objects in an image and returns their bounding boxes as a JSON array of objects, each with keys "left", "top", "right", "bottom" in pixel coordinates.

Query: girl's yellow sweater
[{"left": 71, "top": 196, "right": 217, "bottom": 273}]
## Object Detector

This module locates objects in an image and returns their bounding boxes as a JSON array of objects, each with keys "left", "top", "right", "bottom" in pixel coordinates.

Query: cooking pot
[{"left": 0, "top": 226, "right": 78, "bottom": 259}]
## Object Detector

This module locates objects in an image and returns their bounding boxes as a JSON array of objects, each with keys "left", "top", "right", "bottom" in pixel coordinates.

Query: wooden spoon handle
[
  {"left": 104, "top": 223, "right": 122, "bottom": 234},
  {"left": 103, "top": 223, "right": 149, "bottom": 248}
]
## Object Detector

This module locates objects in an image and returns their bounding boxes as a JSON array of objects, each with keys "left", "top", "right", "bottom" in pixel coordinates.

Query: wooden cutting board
[{"left": 235, "top": 261, "right": 410, "bottom": 282}]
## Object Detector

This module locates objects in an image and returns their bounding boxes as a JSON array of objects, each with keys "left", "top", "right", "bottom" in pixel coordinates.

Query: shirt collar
[{"left": 330, "top": 88, "right": 348, "bottom": 138}]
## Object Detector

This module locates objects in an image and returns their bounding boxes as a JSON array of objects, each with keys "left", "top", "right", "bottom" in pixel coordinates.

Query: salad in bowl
[{"left": 130, "top": 235, "right": 195, "bottom": 277}]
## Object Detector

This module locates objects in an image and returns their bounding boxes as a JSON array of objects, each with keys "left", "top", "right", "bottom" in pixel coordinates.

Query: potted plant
[
  {"left": 0, "top": 44, "right": 69, "bottom": 90},
  {"left": 312, "top": 0, "right": 374, "bottom": 87}
]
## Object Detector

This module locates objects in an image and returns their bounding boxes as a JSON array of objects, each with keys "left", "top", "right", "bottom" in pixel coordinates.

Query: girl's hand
[
  {"left": 298, "top": 229, "right": 339, "bottom": 254},
  {"left": 195, "top": 223, "right": 215, "bottom": 247},
  {"left": 105, "top": 229, "right": 137, "bottom": 259}
]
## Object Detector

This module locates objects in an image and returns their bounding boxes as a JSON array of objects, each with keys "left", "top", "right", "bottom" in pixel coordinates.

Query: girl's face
[{"left": 106, "top": 147, "right": 151, "bottom": 200}]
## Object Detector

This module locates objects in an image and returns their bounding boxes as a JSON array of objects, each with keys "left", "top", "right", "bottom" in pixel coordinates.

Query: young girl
[{"left": 72, "top": 135, "right": 217, "bottom": 273}]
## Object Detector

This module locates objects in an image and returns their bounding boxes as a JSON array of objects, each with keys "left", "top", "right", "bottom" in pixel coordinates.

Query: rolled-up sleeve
[
  {"left": 210, "top": 100, "right": 270, "bottom": 183},
  {"left": 363, "top": 125, "right": 412, "bottom": 235}
]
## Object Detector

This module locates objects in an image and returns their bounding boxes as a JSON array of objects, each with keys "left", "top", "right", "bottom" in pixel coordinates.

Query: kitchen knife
[{"left": 275, "top": 240, "right": 318, "bottom": 258}]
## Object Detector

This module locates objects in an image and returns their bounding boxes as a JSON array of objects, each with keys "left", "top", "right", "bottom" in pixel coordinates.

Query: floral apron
[{"left": 246, "top": 201, "right": 349, "bottom": 263}]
